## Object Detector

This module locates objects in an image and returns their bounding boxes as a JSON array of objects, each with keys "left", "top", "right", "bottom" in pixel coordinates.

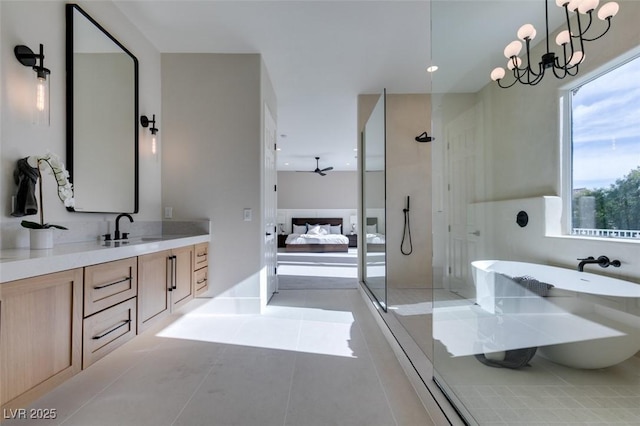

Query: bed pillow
[
  {"left": 320, "top": 224, "right": 331, "bottom": 234},
  {"left": 292, "top": 224, "right": 307, "bottom": 234},
  {"left": 366, "top": 224, "right": 378, "bottom": 234},
  {"left": 307, "top": 224, "right": 329, "bottom": 235},
  {"left": 330, "top": 224, "right": 342, "bottom": 235}
]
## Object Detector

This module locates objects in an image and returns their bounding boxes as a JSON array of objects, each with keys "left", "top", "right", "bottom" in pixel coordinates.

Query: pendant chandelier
[{"left": 490, "top": 0, "right": 620, "bottom": 88}]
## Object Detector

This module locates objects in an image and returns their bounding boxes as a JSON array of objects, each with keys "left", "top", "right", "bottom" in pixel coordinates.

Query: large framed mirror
[
  {"left": 66, "top": 4, "right": 139, "bottom": 213},
  {"left": 361, "top": 89, "right": 387, "bottom": 309}
]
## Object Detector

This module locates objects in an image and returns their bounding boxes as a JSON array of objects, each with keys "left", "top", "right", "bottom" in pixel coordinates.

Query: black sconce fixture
[
  {"left": 14, "top": 44, "right": 50, "bottom": 126},
  {"left": 140, "top": 114, "right": 159, "bottom": 156},
  {"left": 415, "top": 131, "right": 434, "bottom": 143}
]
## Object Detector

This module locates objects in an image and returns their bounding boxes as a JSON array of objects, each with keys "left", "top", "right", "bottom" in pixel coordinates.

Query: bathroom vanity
[{"left": 0, "top": 233, "right": 209, "bottom": 413}]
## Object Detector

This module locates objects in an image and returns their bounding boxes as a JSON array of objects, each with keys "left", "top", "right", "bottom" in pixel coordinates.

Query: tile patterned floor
[
  {"left": 4, "top": 289, "right": 434, "bottom": 426},
  {"left": 388, "top": 287, "right": 640, "bottom": 425}
]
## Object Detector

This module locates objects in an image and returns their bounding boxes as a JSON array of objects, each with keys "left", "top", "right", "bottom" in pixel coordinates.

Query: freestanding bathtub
[{"left": 471, "top": 260, "right": 640, "bottom": 369}]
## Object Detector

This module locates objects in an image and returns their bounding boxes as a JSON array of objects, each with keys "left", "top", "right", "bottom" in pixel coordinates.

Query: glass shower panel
[
  {"left": 362, "top": 90, "right": 386, "bottom": 309},
  {"left": 431, "top": 1, "right": 640, "bottom": 425}
]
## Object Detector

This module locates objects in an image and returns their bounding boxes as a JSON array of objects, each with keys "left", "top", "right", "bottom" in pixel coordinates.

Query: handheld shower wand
[{"left": 401, "top": 196, "right": 413, "bottom": 255}]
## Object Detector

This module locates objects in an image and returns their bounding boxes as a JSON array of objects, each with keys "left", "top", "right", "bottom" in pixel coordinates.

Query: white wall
[
  {"left": 277, "top": 171, "right": 356, "bottom": 209},
  {"left": 0, "top": 0, "right": 161, "bottom": 248},
  {"left": 162, "top": 53, "right": 273, "bottom": 313}
]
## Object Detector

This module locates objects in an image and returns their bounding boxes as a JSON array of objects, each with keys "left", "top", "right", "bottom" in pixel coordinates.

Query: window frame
[{"left": 561, "top": 48, "right": 640, "bottom": 240}]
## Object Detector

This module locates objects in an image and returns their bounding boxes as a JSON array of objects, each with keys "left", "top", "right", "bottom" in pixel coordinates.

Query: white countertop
[{"left": 0, "top": 234, "right": 210, "bottom": 283}]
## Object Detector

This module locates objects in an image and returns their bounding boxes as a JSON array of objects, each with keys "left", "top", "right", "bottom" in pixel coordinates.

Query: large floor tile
[
  {"left": 285, "top": 353, "right": 396, "bottom": 426},
  {"left": 173, "top": 346, "right": 295, "bottom": 426},
  {"left": 61, "top": 340, "right": 223, "bottom": 426}
]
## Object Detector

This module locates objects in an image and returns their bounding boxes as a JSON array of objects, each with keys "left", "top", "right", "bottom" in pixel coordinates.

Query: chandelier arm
[
  {"left": 497, "top": 77, "right": 519, "bottom": 89},
  {"left": 563, "top": 5, "right": 579, "bottom": 61},
  {"left": 578, "top": 10, "right": 593, "bottom": 38},
  {"left": 574, "top": 12, "right": 587, "bottom": 54},
  {"left": 566, "top": 64, "right": 580, "bottom": 77},
  {"left": 513, "top": 58, "right": 536, "bottom": 84},
  {"left": 528, "top": 62, "right": 546, "bottom": 85},
  {"left": 552, "top": 63, "right": 568, "bottom": 79},
  {"left": 522, "top": 40, "right": 539, "bottom": 77},
  {"left": 559, "top": 41, "right": 575, "bottom": 71},
  {"left": 582, "top": 17, "right": 612, "bottom": 42}
]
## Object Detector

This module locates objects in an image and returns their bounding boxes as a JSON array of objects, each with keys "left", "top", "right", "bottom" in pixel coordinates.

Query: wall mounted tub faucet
[{"left": 577, "top": 255, "right": 621, "bottom": 272}]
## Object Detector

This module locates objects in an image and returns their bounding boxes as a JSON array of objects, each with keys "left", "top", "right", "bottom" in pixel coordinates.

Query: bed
[
  {"left": 365, "top": 217, "right": 386, "bottom": 252},
  {"left": 285, "top": 218, "right": 349, "bottom": 252}
]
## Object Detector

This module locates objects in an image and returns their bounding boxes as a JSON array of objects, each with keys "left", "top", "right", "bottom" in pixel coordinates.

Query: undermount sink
[{"left": 102, "top": 237, "right": 163, "bottom": 247}]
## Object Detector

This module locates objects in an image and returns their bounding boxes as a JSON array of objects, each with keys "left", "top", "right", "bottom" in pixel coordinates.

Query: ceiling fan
[{"left": 298, "top": 156, "right": 334, "bottom": 176}]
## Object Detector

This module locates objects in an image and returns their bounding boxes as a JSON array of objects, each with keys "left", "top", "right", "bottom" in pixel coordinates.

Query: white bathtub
[{"left": 471, "top": 260, "right": 640, "bottom": 369}]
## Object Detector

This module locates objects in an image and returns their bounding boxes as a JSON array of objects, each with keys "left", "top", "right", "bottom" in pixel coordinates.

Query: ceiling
[{"left": 113, "top": 1, "right": 559, "bottom": 172}]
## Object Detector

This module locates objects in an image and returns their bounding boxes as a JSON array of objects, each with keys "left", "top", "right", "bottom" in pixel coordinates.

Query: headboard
[
  {"left": 366, "top": 217, "right": 379, "bottom": 234},
  {"left": 291, "top": 217, "right": 343, "bottom": 233}
]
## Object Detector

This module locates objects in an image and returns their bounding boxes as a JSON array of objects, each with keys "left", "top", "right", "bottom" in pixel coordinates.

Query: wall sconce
[
  {"left": 14, "top": 44, "right": 50, "bottom": 126},
  {"left": 140, "top": 114, "right": 159, "bottom": 156}
]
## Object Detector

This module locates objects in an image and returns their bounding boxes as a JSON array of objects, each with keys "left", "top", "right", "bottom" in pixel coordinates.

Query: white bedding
[
  {"left": 286, "top": 233, "right": 349, "bottom": 245},
  {"left": 366, "top": 233, "right": 386, "bottom": 244}
]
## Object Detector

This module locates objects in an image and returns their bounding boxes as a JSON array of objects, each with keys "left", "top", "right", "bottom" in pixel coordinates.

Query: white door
[
  {"left": 445, "top": 105, "right": 481, "bottom": 299},
  {"left": 263, "top": 104, "right": 278, "bottom": 305}
]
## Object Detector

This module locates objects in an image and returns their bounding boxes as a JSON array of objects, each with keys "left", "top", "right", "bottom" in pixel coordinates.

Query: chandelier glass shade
[{"left": 490, "top": 0, "right": 619, "bottom": 88}]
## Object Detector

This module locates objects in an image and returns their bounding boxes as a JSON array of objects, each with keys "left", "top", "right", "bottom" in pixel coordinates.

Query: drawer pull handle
[
  {"left": 197, "top": 278, "right": 207, "bottom": 284},
  {"left": 93, "top": 276, "right": 132, "bottom": 290},
  {"left": 92, "top": 319, "right": 131, "bottom": 340},
  {"left": 197, "top": 253, "right": 207, "bottom": 258},
  {"left": 171, "top": 255, "right": 177, "bottom": 290}
]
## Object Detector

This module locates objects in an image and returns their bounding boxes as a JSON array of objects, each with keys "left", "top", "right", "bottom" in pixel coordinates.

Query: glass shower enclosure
[{"left": 430, "top": 1, "right": 640, "bottom": 424}]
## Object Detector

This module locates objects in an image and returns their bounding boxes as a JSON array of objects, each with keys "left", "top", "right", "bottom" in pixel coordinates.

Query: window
[{"left": 569, "top": 54, "right": 640, "bottom": 239}]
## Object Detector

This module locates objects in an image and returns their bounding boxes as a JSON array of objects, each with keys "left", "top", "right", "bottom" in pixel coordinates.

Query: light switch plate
[
  {"left": 164, "top": 207, "right": 173, "bottom": 219},
  {"left": 243, "top": 208, "right": 252, "bottom": 221}
]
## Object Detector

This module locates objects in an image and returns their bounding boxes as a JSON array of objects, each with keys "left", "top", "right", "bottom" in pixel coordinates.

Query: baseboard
[{"left": 192, "top": 296, "right": 261, "bottom": 314}]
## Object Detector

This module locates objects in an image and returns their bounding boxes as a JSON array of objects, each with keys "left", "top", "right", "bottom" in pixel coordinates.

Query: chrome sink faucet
[{"left": 114, "top": 213, "right": 134, "bottom": 240}]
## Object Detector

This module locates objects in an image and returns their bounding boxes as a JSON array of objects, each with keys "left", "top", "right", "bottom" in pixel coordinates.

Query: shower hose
[{"left": 401, "top": 206, "right": 413, "bottom": 255}]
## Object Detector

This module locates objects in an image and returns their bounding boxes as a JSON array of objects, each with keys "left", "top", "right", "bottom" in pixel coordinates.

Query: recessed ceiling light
[
  {"left": 346, "top": 162, "right": 350, "bottom": 166},
  {"left": 427, "top": 65, "right": 439, "bottom": 73},
  {"left": 284, "top": 162, "right": 289, "bottom": 166},
  {"left": 276, "top": 147, "right": 281, "bottom": 151},
  {"left": 353, "top": 148, "right": 358, "bottom": 151}
]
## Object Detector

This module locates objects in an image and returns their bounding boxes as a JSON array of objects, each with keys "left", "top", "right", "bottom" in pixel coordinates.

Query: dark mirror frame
[{"left": 65, "top": 3, "right": 139, "bottom": 213}]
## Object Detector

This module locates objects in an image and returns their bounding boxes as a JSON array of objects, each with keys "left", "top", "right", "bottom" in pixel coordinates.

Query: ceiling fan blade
[
  {"left": 320, "top": 166, "right": 333, "bottom": 172},
  {"left": 319, "top": 172, "right": 327, "bottom": 176}
]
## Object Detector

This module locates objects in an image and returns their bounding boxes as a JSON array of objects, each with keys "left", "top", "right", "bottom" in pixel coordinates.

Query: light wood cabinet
[
  {"left": 0, "top": 269, "right": 83, "bottom": 412},
  {"left": 171, "top": 245, "right": 195, "bottom": 310},
  {"left": 194, "top": 242, "right": 209, "bottom": 296},
  {"left": 137, "top": 246, "right": 194, "bottom": 333},
  {"left": 82, "top": 258, "right": 138, "bottom": 369},
  {"left": 0, "top": 241, "right": 204, "bottom": 410},
  {"left": 83, "top": 298, "right": 137, "bottom": 369},
  {"left": 84, "top": 257, "right": 137, "bottom": 317}
]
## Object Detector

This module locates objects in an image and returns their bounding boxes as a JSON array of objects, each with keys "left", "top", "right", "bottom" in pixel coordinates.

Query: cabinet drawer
[
  {"left": 84, "top": 257, "right": 137, "bottom": 317},
  {"left": 194, "top": 242, "right": 208, "bottom": 269},
  {"left": 194, "top": 266, "right": 208, "bottom": 296},
  {"left": 83, "top": 298, "right": 137, "bottom": 369}
]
